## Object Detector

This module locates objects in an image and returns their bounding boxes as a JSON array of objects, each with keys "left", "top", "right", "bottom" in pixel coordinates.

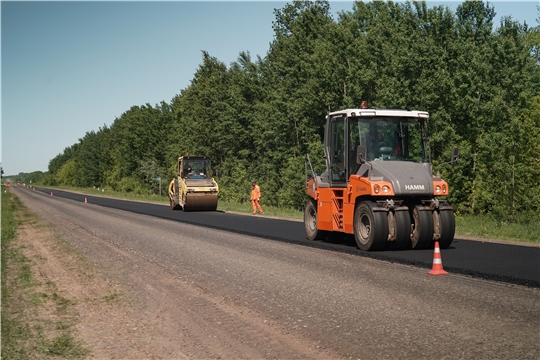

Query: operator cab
[
  {"left": 325, "top": 106, "right": 430, "bottom": 187},
  {"left": 179, "top": 157, "right": 212, "bottom": 179}
]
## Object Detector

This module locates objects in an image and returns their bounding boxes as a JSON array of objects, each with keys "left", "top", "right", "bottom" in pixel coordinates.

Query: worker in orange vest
[{"left": 251, "top": 181, "right": 264, "bottom": 215}]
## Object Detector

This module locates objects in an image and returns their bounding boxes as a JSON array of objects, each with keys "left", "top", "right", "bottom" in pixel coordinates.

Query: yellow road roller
[{"left": 168, "top": 156, "right": 219, "bottom": 211}]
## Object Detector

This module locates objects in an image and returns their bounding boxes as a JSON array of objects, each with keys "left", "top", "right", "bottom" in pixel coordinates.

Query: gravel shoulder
[
  {"left": 10, "top": 187, "right": 540, "bottom": 359},
  {"left": 11, "top": 187, "right": 340, "bottom": 359}
]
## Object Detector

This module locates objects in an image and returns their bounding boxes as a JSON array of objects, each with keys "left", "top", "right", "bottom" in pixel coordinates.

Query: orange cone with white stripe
[
  {"left": 50, "top": 192, "right": 53, "bottom": 196},
  {"left": 428, "top": 241, "right": 448, "bottom": 275},
  {"left": 84, "top": 197, "right": 88, "bottom": 204}
]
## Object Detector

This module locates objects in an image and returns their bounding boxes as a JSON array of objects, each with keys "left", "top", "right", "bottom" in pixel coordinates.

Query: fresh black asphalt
[{"left": 32, "top": 187, "right": 540, "bottom": 288}]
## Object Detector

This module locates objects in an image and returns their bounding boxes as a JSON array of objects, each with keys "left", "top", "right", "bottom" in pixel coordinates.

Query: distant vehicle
[{"left": 168, "top": 155, "right": 219, "bottom": 211}]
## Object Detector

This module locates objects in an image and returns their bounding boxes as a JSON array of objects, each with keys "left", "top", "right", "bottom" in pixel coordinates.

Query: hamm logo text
[{"left": 405, "top": 184, "right": 425, "bottom": 191}]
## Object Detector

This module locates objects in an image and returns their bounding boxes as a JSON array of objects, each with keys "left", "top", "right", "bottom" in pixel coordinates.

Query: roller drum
[{"left": 184, "top": 193, "right": 218, "bottom": 211}]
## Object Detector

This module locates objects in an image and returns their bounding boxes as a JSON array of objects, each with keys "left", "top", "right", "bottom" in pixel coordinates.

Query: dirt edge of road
[
  {"left": 7, "top": 188, "right": 343, "bottom": 359},
  {"left": 4, "top": 195, "right": 145, "bottom": 358}
]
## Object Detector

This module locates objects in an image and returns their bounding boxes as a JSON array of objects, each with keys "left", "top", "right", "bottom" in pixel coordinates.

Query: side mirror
[
  {"left": 451, "top": 148, "right": 459, "bottom": 165},
  {"left": 436, "top": 147, "right": 459, "bottom": 176},
  {"left": 357, "top": 145, "right": 367, "bottom": 164}
]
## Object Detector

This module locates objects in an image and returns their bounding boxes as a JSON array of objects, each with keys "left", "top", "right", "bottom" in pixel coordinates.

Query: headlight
[
  {"left": 374, "top": 185, "right": 380, "bottom": 194},
  {"left": 436, "top": 185, "right": 441, "bottom": 194},
  {"left": 442, "top": 185, "right": 447, "bottom": 194},
  {"left": 382, "top": 185, "right": 389, "bottom": 193}
]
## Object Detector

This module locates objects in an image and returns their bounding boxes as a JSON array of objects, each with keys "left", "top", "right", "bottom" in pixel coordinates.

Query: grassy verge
[
  {"left": 1, "top": 187, "right": 88, "bottom": 359},
  {"left": 37, "top": 185, "right": 538, "bottom": 244},
  {"left": 455, "top": 214, "right": 539, "bottom": 244}
]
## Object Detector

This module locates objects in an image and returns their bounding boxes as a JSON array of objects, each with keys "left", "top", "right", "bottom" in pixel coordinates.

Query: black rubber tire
[
  {"left": 354, "top": 201, "right": 388, "bottom": 251},
  {"left": 411, "top": 206, "right": 434, "bottom": 249},
  {"left": 386, "top": 210, "right": 411, "bottom": 250},
  {"left": 438, "top": 210, "right": 455, "bottom": 249},
  {"left": 304, "top": 200, "right": 327, "bottom": 240}
]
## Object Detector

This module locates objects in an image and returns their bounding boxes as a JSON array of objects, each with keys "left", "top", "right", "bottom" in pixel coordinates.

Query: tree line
[{"left": 38, "top": 1, "right": 539, "bottom": 222}]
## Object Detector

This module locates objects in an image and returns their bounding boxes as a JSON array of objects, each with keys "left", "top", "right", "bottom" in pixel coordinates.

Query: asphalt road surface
[{"left": 33, "top": 187, "right": 540, "bottom": 288}]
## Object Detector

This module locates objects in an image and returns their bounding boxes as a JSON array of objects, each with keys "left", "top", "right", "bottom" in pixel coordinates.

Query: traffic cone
[
  {"left": 50, "top": 192, "right": 53, "bottom": 196},
  {"left": 428, "top": 241, "right": 448, "bottom": 275},
  {"left": 84, "top": 197, "right": 88, "bottom": 204}
]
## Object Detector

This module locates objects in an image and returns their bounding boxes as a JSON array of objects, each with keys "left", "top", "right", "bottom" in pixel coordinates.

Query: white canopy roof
[{"left": 328, "top": 109, "right": 429, "bottom": 119}]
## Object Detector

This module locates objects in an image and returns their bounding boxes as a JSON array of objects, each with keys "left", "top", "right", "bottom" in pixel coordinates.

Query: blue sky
[{"left": 2, "top": 1, "right": 538, "bottom": 176}]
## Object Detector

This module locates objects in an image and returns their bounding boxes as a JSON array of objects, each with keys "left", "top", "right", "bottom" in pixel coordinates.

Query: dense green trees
[
  {"left": 43, "top": 1, "right": 539, "bottom": 221},
  {"left": 6, "top": 170, "right": 45, "bottom": 185}
]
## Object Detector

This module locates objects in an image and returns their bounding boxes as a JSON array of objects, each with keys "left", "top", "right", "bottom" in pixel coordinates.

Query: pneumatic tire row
[{"left": 304, "top": 199, "right": 455, "bottom": 251}]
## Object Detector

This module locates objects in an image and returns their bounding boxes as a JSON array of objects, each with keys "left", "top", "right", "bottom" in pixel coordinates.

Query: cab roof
[
  {"left": 179, "top": 156, "right": 210, "bottom": 161},
  {"left": 328, "top": 108, "right": 429, "bottom": 119}
]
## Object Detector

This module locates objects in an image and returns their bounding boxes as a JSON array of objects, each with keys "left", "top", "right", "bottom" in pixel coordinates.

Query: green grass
[
  {"left": 455, "top": 214, "right": 540, "bottom": 244},
  {"left": 1, "top": 188, "right": 88, "bottom": 359},
  {"left": 102, "top": 293, "right": 121, "bottom": 303},
  {"left": 38, "top": 184, "right": 538, "bottom": 244},
  {"left": 37, "top": 334, "right": 87, "bottom": 358}
]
